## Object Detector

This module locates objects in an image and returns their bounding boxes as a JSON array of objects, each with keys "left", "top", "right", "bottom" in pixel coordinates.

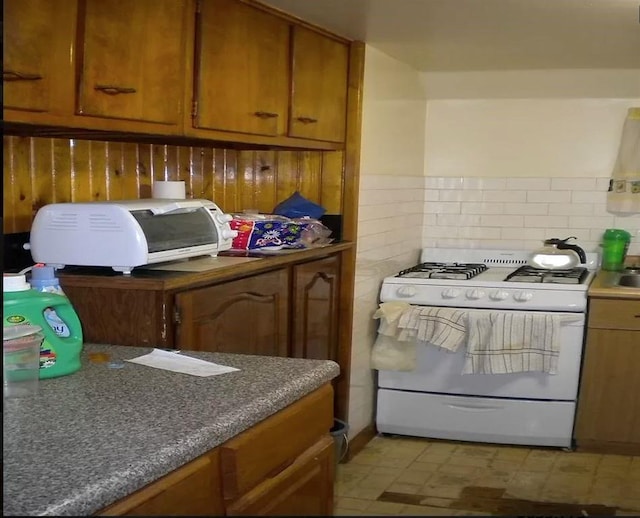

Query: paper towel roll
[{"left": 152, "top": 181, "right": 186, "bottom": 199}]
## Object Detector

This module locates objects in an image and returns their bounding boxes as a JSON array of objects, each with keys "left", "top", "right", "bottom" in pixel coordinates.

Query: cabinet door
[
  {"left": 175, "top": 269, "right": 290, "bottom": 356},
  {"left": 193, "top": 0, "right": 290, "bottom": 136},
  {"left": 289, "top": 26, "right": 349, "bottom": 143},
  {"left": 292, "top": 256, "right": 340, "bottom": 361},
  {"left": 3, "top": 0, "right": 76, "bottom": 117},
  {"left": 98, "top": 450, "right": 224, "bottom": 516},
  {"left": 225, "top": 435, "right": 334, "bottom": 517},
  {"left": 76, "top": 0, "right": 188, "bottom": 126},
  {"left": 574, "top": 329, "right": 640, "bottom": 448}
]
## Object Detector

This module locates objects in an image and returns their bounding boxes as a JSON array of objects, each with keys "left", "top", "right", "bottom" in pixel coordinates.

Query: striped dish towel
[
  {"left": 397, "top": 306, "right": 467, "bottom": 352},
  {"left": 462, "top": 312, "right": 562, "bottom": 375}
]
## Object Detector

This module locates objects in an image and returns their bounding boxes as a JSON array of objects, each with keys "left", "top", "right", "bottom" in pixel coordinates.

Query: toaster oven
[{"left": 28, "top": 199, "right": 238, "bottom": 274}]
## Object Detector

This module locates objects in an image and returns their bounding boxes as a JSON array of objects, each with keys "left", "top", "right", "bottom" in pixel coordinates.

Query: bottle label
[
  {"left": 44, "top": 308, "right": 71, "bottom": 337},
  {"left": 40, "top": 338, "right": 58, "bottom": 369}
]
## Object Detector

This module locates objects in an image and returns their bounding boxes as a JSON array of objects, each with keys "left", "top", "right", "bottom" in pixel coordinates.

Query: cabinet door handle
[
  {"left": 3, "top": 70, "right": 43, "bottom": 82},
  {"left": 254, "top": 111, "right": 279, "bottom": 119},
  {"left": 296, "top": 116, "right": 318, "bottom": 124},
  {"left": 94, "top": 84, "right": 137, "bottom": 95}
]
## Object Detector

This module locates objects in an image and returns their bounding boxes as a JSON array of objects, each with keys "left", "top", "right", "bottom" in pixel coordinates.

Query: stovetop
[
  {"left": 380, "top": 247, "right": 599, "bottom": 312},
  {"left": 397, "top": 263, "right": 590, "bottom": 285},
  {"left": 397, "top": 262, "right": 488, "bottom": 280},
  {"left": 504, "top": 265, "right": 589, "bottom": 284}
]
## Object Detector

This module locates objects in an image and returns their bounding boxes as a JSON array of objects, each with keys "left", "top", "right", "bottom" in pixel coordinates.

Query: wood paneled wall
[{"left": 2, "top": 136, "right": 345, "bottom": 233}]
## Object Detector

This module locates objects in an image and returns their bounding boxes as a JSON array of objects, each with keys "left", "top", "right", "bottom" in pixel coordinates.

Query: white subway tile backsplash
[
  {"left": 569, "top": 215, "right": 616, "bottom": 229},
  {"left": 421, "top": 176, "right": 636, "bottom": 253},
  {"left": 482, "top": 190, "right": 527, "bottom": 202},
  {"left": 458, "top": 226, "right": 501, "bottom": 239},
  {"left": 524, "top": 215, "right": 569, "bottom": 228},
  {"left": 401, "top": 200, "right": 427, "bottom": 214},
  {"left": 462, "top": 177, "right": 507, "bottom": 190},
  {"left": 551, "top": 178, "right": 597, "bottom": 191},
  {"left": 527, "top": 190, "right": 572, "bottom": 203},
  {"left": 571, "top": 191, "right": 601, "bottom": 203},
  {"left": 425, "top": 176, "right": 462, "bottom": 189},
  {"left": 461, "top": 202, "right": 505, "bottom": 215},
  {"left": 439, "top": 190, "right": 483, "bottom": 202},
  {"left": 423, "top": 213, "right": 438, "bottom": 226},
  {"left": 481, "top": 215, "right": 524, "bottom": 227},
  {"left": 426, "top": 225, "right": 459, "bottom": 238},
  {"left": 437, "top": 214, "right": 481, "bottom": 227},
  {"left": 425, "top": 190, "right": 440, "bottom": 201},
  {"left": 424, "top": 201, "right": 461, "bottom": 214},
  {"left": 506, "top": 178, "right": 551, "bottom": 190},
  {"left": 501, "top": 227, "right": 547, "bottom": 240},
  {"left": 504, "top": 203, "right": 548, "bottom": 215},
  {"left": 547, "top": 203, "right": 594, "bottom": 216}
]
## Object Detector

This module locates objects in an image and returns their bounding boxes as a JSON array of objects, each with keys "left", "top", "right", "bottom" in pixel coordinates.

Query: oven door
[{"left": 377, "top": 309, "right": 585, "bottom": 401}]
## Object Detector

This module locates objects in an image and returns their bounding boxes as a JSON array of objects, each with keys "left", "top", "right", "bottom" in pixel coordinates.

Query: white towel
[
  {"left": 372, "top": 301, "right": 412, "bottom": 337},
  {"left": 371, "top": 302, "right": 416, "bottom": 371},
  {"left": 462, "top": 312, "right": 562, "bottom": 375},
  {"left": 606, "top": 107, "right": 640, "bottom": 216},
  {"left": 397, "top": 306, "right": 467, "bottom": 352}
]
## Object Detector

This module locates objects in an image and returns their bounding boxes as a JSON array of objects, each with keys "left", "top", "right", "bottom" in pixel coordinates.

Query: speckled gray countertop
[{"left": 3, "top": 343, "right": 340, "bottom": 516}]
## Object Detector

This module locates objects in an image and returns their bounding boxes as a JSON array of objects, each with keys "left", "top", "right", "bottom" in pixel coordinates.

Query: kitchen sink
[{"left": 617, "top": 274, "right": 640, "bottom": 288}]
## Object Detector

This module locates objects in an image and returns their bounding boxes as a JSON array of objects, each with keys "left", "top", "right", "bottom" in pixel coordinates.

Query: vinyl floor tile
[{"left": 336, "top": 435, "right": 639, "bottom": 516}]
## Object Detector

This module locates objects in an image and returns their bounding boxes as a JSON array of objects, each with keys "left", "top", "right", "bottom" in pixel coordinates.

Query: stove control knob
[
  {"left": 441, "top": 288, "right": 461, "bottom": 299},
  {"left": 489, "top": 290, "right": 509, "bottom": 301},
  {"left": 465, "top": 289, "right": 485, "bottom": 300},
  {"left": 514, "top": 291, "right": 534, "bottom": 302},
  {"left": 396, "top": 286, "right": 417, "bottom": 298}
]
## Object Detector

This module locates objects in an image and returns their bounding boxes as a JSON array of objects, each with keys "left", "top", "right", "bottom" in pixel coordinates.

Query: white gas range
[{"left": 375, "top": 247, "right": 598, "bottom": 449}]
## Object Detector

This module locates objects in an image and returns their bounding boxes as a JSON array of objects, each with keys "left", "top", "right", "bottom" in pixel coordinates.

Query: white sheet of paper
[{"left": 125, "top": 348, "right": 240, "bottom": 377}]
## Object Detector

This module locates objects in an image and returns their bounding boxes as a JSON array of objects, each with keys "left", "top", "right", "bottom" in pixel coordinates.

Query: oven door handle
[{"left": 446, "top": 403, "right": 503, "bottom": 412}]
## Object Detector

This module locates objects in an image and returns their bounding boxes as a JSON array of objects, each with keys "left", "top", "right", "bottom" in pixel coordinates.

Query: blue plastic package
[{"left": 273, "top": 191, "right": 326, "bottom": 219}]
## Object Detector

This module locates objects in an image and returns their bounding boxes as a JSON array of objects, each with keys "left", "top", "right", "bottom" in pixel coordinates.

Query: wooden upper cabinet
[
  {"left": 75, "top": 0, "right": 189, "bottom": 128},
  {"left": 289, "top": 26, "right": 349, "bottom": 143},
  {"left": 3, "top": 0, "right": 76, "bottom": 119},
  {"left": 193, "top": 0, "right": 290, "bottom": 137}
]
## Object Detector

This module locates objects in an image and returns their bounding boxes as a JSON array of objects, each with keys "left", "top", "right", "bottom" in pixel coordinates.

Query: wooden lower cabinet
[
  {"left": 60, "top": 254, "right": 340, "bottom": 361},
  {"left": 175, "top": 268, "right": 290, "bottom": 356},
  {"left": 574, "top": 297, "right": 640, "bottom": 454},
  {"left": 97, "top": 384, "right": 334, "bottom": 516},
  {"left": 225, "top": 436, "right": 334, "bottom": 516},
  {"left": 99, "top": 451, "right": 224, "bottom": 516}
]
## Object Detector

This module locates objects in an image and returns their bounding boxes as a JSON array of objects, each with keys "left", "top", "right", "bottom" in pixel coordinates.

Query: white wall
[
  {"left": 348, "top": 46, "right": 426, "bottom": 438},
  {"left": 421, "top": 70, "right": 640, "bottom": 255}
]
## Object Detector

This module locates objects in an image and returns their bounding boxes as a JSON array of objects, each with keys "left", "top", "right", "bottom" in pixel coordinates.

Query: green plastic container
[
  {"left": 601, "top": 229, "right": 632, "bottom": 271},
  {"left": 3, "top": 274, "right": 83, "bottom": 379}
]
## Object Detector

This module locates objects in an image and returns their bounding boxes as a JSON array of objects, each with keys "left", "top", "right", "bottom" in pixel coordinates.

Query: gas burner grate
[
  {"left": 505, "top": 266, "right": 589, "bottom": 285},
  {"left": 397, "top": 262, "right": 488, "bottom": 280}
]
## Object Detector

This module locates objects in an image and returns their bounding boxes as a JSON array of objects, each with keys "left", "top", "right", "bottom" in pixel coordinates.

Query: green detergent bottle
[{"left": 3, "top": 273, "right": 83, "bottom": 379}]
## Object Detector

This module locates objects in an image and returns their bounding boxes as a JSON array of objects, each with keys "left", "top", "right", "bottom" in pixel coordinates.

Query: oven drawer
[
  {"left": 376, "top": 389, "right": 575, "bottom": 448},
  {"left": 588, "top": 299, "right": 640, "bottom": 331}
]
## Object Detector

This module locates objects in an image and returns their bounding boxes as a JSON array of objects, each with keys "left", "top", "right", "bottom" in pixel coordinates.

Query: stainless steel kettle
[{"left": 529, "top": 237, "right": 587, "bottom": 270}]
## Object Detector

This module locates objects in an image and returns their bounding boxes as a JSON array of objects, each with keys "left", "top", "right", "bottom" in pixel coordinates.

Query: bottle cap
[
  {"left": 30, "top": 265, "right": 60, "bottom": 287},
  {"left": 3, "top": 274, "right": 31, "bottom": 292}
]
